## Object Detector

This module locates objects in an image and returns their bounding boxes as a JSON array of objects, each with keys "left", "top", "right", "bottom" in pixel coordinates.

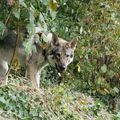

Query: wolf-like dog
[{"left": 0, "top": 28, "right": 77, "bottom": 88}]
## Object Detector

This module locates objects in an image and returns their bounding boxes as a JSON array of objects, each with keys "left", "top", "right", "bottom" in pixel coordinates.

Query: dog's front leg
[
  {"left": 0, "top": 60, "right": 8, "bottom": 85},
  {"left": 36, "top": 71, "right": 40, "bottom": 88},
  {"left": 27, "top": 65, "right": 40, "bottom": 88}
]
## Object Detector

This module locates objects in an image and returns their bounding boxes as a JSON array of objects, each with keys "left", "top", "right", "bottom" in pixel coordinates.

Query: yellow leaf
[
  {"left": 76, "top": 64, "right": 81, "bottom": 73},
  {"left": 11, "top": 56, "right": 20, "bottom": 70},
  {"left": 49, "top": 0, "right": 58, "bottom": 11},
  {"left": 80, "top": 99, "right": 87, "bottom": 105}
]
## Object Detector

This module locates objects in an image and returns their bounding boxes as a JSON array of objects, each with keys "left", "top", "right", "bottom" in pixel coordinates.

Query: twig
[
  {"left": 4, "top": 10, "right": 12, "bottom": 25},
  {"left": 5, "top": 21, "right": 20, "bottom": 83},
  {"left": 1, "top": 9, "right": 12, "bottom": 37},
  {"left": 5, "top": 0, "right": 20, "bottom": 81}
]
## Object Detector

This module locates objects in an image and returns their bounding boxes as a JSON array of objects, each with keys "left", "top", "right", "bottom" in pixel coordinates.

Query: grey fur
[{"left": 0, "top": 30, "right": 77, "bottom": 88}]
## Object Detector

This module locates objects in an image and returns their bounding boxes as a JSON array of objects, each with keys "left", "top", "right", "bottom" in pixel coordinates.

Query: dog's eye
[
  {"left": 66, "top": 54, "right": 70, "bottom": 57},
  {"left": 70, "top": 54, "right": 73, "bottom": 58}
]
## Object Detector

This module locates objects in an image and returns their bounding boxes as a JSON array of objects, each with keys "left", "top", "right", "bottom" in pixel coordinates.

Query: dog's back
[
  {"left": 0, "top": 28, "right": 46, "bottom": 86},
  {"left": 0, "top": 29, "right": 26, "bottom": 63},
  {"left": 0, "top": 29, "right": 27, "bottom": 82}
]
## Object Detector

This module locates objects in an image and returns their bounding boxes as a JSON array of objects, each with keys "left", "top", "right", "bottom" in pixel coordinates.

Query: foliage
[
  {"left": 0, "top": 83, "right": 112, "bottom": 120},
  {"left": 54, "top": 0, "right": 120, "bottom": 112},
  {"left": 0, "top": 0, "right": 120, "bottom": 119}
]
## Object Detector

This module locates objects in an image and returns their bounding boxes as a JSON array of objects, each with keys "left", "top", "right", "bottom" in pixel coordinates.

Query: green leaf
[
  {"left": 101, "top": 64, "right": 107, "bottom": 73},
  {"left": 0, "top": 97, "right": 6, "bottom": 104},
  {"left": 27, "top": 23, "right": 35, "bottom": 34},
  {"left": 39, "top": 13, "right": 45, "bottom": 23},
  {"left": 29, "top": 11, "right": 35, "bottom": 24},
  {"left": 0, "top": 21, "right": 6, "bottom": 32},
  {"left": 80, "top": 26, "right": 83, "bottom": 34},
  {"left": 39, "top": 13, "right": 48, "bottom": 32},
  {"left": 19, "top": 0, "right": 27, "bottom": 8},
  {"left": 116, "top": 112, "right": 120, "bottom": 118},
  {"left": 13, "top": 8, "right": 20, "bottom": 19},
  {"left": 49, "top": 10, "right": 57, "bottom": 20},
  {"left": 113, "top": 87, "right": 119, "bottom": 93},
  {"left": 40, "top": 0, "right": 48, "bottom": 5},
  {"left": 30, "top": 108, "right": 38, "bottom": 116}
]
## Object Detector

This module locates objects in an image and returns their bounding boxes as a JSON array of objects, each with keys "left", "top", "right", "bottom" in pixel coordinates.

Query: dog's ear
[
  {"left": 52, "top": 32, "right": 59, "bottom": 46},
  {"left": 66, "top": 40, "right": 77, "bottom": 50},
  {"left": 70, "top": 40, "right": 77, "bottom": 49},
  {"left": 47, "top": 32, "right": 59, "bottom": 46}
]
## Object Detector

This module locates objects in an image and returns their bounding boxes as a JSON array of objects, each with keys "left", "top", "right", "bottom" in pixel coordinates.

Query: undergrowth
[{"left": 0, "top": 75, "right": 114, "bottom": 120}]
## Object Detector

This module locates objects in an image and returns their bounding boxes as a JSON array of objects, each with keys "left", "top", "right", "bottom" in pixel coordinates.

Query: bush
[{"left": 0, "top": 0, "right": 120, "bottom": 118}]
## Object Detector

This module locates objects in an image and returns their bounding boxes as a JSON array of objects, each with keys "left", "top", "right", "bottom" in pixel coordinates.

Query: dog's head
[{"left": 47, "top": 33, "right": 77, "bottom": 73}]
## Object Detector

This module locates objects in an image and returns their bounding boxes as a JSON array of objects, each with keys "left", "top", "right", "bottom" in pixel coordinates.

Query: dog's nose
[{"left": 59, "top": 64, "right": 66, "bottom": 71}]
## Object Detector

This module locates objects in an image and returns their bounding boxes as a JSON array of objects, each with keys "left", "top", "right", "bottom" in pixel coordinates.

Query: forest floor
[{"left": 0, "top": 74, "right": 115, "bottom": 120}]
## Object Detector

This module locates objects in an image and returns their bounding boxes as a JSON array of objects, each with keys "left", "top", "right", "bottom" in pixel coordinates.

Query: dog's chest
[{"left": 26, "top": 51, "right": 47, "bottom": 69}]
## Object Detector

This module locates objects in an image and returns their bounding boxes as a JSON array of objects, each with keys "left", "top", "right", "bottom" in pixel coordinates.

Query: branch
[{"left": 5, "top": 21, "right": 20, "bottom": 77}]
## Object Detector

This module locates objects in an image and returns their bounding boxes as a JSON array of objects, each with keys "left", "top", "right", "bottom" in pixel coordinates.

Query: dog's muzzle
[{"left": 56, "top": 64, "right": 66, "bottom": 73}]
